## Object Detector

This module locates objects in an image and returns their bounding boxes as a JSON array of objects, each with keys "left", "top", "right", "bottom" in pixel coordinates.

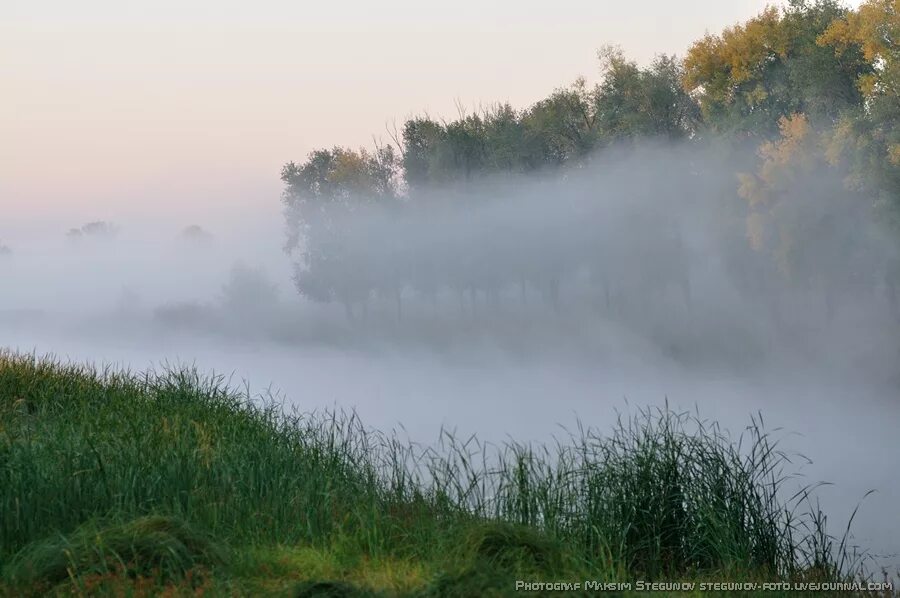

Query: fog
[{"left": 2, "top": 140, "right": 899, "bottom": 573}]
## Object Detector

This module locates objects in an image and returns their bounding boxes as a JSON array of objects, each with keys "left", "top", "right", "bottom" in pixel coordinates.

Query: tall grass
[{"left": 0, "top": 349, "right": 871, "bottom": 592}]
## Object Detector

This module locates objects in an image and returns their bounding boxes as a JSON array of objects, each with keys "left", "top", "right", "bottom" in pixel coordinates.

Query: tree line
[{"left": 281, "top": 0, "right": 900, "bottom": 323}]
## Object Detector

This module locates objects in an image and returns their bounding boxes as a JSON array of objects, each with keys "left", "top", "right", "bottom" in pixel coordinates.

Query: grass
[{"left": 0, "top": 349, "right": 889, "bottom": 596}]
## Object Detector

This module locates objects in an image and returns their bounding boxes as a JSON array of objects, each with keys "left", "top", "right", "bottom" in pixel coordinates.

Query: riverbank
[{"left": 0, "top": 350, "right": 887, "bottom": 596}]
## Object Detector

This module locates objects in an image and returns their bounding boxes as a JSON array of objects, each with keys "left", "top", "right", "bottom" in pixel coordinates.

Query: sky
[{"left": 0, "top": 0, "right": 862, "bottom": 234}]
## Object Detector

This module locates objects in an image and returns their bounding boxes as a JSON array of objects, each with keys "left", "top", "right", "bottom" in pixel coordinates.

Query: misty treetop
[
  {"left": 179, "top": 224, "right": 215, "bottom": 246},
  {"left": 281, "top": 0, "right": 900, "bottom": 324},
  {"left": 66, "top": 221, "right": 120, "bottom": 242}
]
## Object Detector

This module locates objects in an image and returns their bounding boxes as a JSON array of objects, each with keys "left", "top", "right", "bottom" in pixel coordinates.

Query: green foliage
[
  {"left": 521, "top": 81, "right": 597, "bottom": 167},
  {"left": 281, "top": 144, "right": 401, "bottom": 307},
  {"left": 593, "top": 49, "right": 698, "bottom": 141},
  {"left": 281, "top": 146, "right": 398, "bottom": 208}
]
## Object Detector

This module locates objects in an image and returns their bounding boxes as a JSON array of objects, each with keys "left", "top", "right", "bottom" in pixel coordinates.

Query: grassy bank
[{"left": 0, "top": 350, "right": 884, "bottom": 596}]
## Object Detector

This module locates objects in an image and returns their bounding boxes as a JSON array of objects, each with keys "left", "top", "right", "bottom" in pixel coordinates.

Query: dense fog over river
[{"left": 2, "top": 144, "right": 900, "bottom": 575}]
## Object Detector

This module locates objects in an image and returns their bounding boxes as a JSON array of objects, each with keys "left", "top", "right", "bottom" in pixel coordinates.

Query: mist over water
[{"left": 2, "top": 141, "right": 899, "bottom": 573}]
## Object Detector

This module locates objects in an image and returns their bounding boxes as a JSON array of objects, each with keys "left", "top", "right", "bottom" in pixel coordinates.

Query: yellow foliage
[
  {"left": 757, "top": 114, "right": 816, "bottom": 186},
  {"left": 737, "top": 172, "right": 768, "bottom": 207},
  {"left": 328, "top": 149, "right": 374, "bottom": 192},
  {"left": 889, "top": 143, "right": 900, "bottom": 165},
  {"left": 684, "top": 6, "right": 790, "bottom": 105},
  {"left": 682, "top": 35, "right": 727, "bottom": 94},
  {"left": 823, "top": 118, "right": 855, "bottom": 166},
  {"left": 744, "top": 84, "right": 769, "bottom": 106},
  {"left": 746, "top": 211, "right": 768, "bottom": 252},
  {"left": 819, "top": 0, "right": 900, "bottom": 95},
  {"left": 723, "top": 7, "right": 790, "bottom": 83},
  {"left": 741, "top": 114, "right": 820, "bottom": 261}
]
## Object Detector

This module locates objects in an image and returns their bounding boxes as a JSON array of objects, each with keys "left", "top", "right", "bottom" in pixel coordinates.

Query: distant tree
[
  {"left": 401, "top": 111, "right": 491, "bottom": 186},
  {"left": 737, "top": 113, "right": 877, "bottom": 319},
  {"left": 401, "top": 117, "right": 447, "bottom": 191},
  {"left": 593, "top": 48, "right": 699, "bottom": 141},
  {"left": 153, "top": 302, "right": 216, "bottom": 331},
  {"left": 282, "top": 145, "right": 399, "bottom": 319},
  {"left": 402, "top": 105, "right": 533, "bottom": 188},
  {"left": 441, "top": 113, "right": 490, "bottom": 181},
  {"left": 115, "top": 286, "right": 142, "bottom": 315},
  {"left": 520, "top": 79, "right": 597, "bottom": 168},
  {"left": 0, "top": 242, "right": 11, "bottom": 257},
  {"left": 179, "top": 225, "right": 214, "bottom": 246},
  {"left": 481, "top": 103, "right": 528, "bottom": 172},
  {"left": 221, "top": 262, "right": 279, "bottom": 314},
  {"left": 67, "top": 221, "right": 119, "bottom": 242}
]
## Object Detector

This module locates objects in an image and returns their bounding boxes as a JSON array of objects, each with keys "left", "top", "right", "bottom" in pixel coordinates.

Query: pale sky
[{"left": 0, "top": 0, "right": 857, "bottom": 232}]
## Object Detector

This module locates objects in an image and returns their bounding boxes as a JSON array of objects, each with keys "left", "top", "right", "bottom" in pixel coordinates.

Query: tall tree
[
  {"left": 683, "top": 1, "right": 868, "bottom": 138},
  {"left": 819, "top": 0, "right": 900, "bottom": 224},
  {"left": 520, "top": 79, "right": 597, "bottom": 168},
  {"left": 593, "top": 48, "right": 698, "bottom": 141},
  {"left": 281, "top": 145, "right": 399, "bottom": 318}
]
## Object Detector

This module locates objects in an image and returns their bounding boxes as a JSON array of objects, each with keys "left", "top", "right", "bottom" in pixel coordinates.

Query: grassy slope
[{"left": 0, "top": 350, "right": 887, "bottom": 597}]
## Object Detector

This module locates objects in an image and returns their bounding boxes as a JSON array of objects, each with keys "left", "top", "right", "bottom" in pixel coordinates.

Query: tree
[
  {"left": 401, "top": 111, "right": 491, "bottom": 186},
  {"left": 738, "top": 113, "right": 878, "bottom": 320},
  {"left": 481, "top": 103, "right": 528, "bottom": 172},
  {"left": 221, "top": 262, "right": 279, "bottom": 314},
  {"left": 401, "top": 117, "right": 446, "bottom": 191},
  {"left": 276, "top": 6, "right": 900, "bottom": 329},
  {"left": 179, "top": 225, "right": 214, "bottom": 246},
  {"left": 683, "top": 1, "right": 868, "bottom": 138},
  {"left": 282, "top": 145, "right": 400, "bottom": 319},
  {"left": 67, "top": 221, "right": 119, "bottom": 242},
  {"left": 520, "top": 79, "right": 597, "bottom": 168},
  {"left": 819, "top": 0, "right": 900, "bottom": 225},
  {"left": 593, "top": 48, "right": 698, "bottom": 141}
]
